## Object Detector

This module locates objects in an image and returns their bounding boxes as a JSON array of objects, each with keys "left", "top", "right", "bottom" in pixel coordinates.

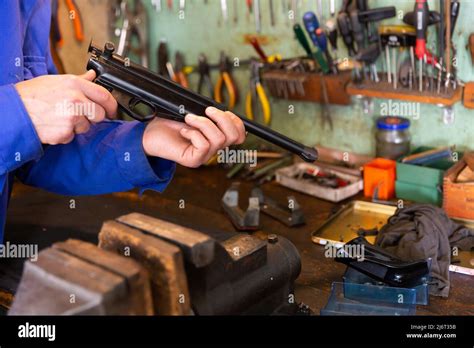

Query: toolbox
[
  {"left": 396, "top": 147, "right": 458, "bottom": 206},
  {"left": 275, "top": 162, "right": 363, "bottom": 203},
  {"left": 443, "top": 153, "right": 474, "bottom": 220}
]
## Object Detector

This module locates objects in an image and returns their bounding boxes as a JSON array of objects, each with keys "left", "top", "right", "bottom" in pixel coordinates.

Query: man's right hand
[{"left": 15, "top": 70, "right": 117, "bottom": 145}]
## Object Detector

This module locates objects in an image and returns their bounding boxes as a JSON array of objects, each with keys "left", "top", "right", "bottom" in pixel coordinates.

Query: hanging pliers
[
  {"left": 214, "top": 52, "right": 238, "bottom": 109},
  {"left": 197, "top": 54, "right": 214, "bottom": 97},
  {"left": 173, "top": 51, "right": 189, "bottom": 88},
  {"left": 245, "top": 60, "right": 271, "bottom": 125}
]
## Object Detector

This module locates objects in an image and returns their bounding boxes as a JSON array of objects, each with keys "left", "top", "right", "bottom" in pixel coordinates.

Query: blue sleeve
[
  {"left": 16, "top": 119, "right": 176, "bottom": 196},
  {"left": 0, "top": 84, "right": 44, "bottom": 182},
  {"left": 0, "top": 83, "right": 175, "bottom": 196},
  {"left": 1, "top": 0, "right": 175, "bottom": 197}
]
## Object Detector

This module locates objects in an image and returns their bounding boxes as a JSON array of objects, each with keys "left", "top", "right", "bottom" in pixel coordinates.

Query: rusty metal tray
[
  {"left": 311, "top": 200, "right": 474, "bottom": 276},
  {"left": 311, "top": 201, "right": 395, "bottom": 248}
]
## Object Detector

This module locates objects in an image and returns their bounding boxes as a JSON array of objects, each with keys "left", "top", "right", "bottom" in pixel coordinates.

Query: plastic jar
[{"left": 376, "top": 116, "right": 411, "bottom": 160}]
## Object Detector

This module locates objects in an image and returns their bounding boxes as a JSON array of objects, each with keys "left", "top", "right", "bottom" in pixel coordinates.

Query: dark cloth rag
[{"left": 375, "top": 204, "right": 474, "bottom": 297}]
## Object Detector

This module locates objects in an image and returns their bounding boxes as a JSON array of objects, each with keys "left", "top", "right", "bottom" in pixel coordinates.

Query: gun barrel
[{"left": 87, "top": 42, "right": 318, "bottom": 163}]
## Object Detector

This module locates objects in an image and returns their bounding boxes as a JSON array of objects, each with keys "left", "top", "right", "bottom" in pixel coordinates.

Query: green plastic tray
[{"left": 395, "top": 180, "right": 442, "bottom": 206}]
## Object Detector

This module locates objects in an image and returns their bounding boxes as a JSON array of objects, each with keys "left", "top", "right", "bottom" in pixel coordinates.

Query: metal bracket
[
  {"left": 354, "top": 95, "right": 374, "bottom": 116},
  {"left": 251, "top": 187, "right": 305, "bottom": 227},
  {"left": 222, "top": 183, "right": 260, "bottom": 231},
  {"left": 372, "top": 186, "right": 398, "bottom": 207},
  {"left": 442, "top": 106, "right": 455, "bottom": 125}
]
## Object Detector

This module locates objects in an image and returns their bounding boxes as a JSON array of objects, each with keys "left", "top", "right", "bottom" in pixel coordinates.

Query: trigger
[{"left": 110, "top": 90, "right": 155, "bottom": 122}]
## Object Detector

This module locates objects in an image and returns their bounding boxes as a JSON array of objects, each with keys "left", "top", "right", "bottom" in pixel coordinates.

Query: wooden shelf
[{"left": 346, "top": 80, "right": 463, "bottom": 107}]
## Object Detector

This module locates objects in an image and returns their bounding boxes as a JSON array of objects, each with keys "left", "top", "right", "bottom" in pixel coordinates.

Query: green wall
[{"left": 144, "top": 0, "right": 473, "bottom": 155}]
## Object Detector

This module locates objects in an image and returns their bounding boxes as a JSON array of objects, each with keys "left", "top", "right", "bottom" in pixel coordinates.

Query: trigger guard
[
  {"left": 128, "top": 97, "right": 157, "bottom": 122},
  {"left": 111, "top": 89, "right": 156, "bottom": 122}
]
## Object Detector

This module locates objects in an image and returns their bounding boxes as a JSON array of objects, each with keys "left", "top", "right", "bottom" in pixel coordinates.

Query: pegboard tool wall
[{"left": 145, "top": 0, "right": 473, "bottom": 155}]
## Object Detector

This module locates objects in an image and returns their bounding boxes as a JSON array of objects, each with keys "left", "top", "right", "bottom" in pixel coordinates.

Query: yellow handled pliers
[
  {"left": 214, "top": 52, "right": 238, "bottom": 109},
  {"left": 245, "top": 60, "right": 271, "bottom": 125}
]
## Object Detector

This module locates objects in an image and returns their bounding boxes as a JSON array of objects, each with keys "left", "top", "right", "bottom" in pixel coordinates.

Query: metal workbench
[{"left": 3, "top": 166, "right": 474, "bottom": 315}]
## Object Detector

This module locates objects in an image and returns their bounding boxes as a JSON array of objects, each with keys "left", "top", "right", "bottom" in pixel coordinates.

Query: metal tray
[{"left": 311, "top": 201, "right": 396, "bottom": 248}]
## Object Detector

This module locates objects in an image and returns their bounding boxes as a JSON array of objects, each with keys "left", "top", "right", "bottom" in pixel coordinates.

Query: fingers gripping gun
[{"left": 87, "top": 42, "right": 318, "bottom": 162}]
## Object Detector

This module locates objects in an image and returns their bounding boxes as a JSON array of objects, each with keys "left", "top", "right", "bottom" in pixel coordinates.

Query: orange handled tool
[
  {"left": 64, "top": 0, "right": 84, "bottom": 43},
  {"left": 173, "top": 52, "right": 189, "bottom": 88},
  {"left": 247, "top": 36, "right": 282, "bottom": 63},
  {"left": 249, "top": 37, "right": 268, "bottom": 62},
  {"left": 214, "top": 52, "right": 237, "bottom": 109}
]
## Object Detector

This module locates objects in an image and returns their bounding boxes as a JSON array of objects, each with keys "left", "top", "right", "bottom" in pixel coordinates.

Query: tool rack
[
  {"left": 262, "top": 69, "right": 352, "bottom": 105},
  {"left": 346, "top": 80, "right": 463, "bottom": 107}
]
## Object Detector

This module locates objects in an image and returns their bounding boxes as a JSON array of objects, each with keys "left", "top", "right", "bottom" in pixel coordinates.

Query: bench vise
[{"left": 10, "top": 213, "right": 302, "bottom": 315}]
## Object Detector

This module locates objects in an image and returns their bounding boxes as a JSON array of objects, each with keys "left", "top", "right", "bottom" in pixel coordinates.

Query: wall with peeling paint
[{"left": 144, "top": 0, "right": 473, "bottom": 155}]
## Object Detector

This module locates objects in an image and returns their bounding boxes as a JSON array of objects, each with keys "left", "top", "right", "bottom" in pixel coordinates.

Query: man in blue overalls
[{"left": 0, "top": 0, "right": 246, "bottom": 241}]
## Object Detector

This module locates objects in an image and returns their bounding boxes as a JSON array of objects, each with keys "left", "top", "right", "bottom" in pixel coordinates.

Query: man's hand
[
  {"left": 15, "top": 70, "right": 117, "bottom": 145},
  {"left": 143, "top": 107, "right": 246, "bottom": 168}
]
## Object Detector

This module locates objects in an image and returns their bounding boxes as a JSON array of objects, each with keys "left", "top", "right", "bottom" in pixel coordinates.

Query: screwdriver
[
  {"left": 249, "top": 37, "right": 268, "bottom": 62},
  {"left": 253, "top": 0, "right": 261, "bottom": 33},
  {"left": 293, "top": 24, "right": 329, "bottom": 74},
  {"left": 448, "top": 0, "right": 460, "bottom": 36},
  {"left": 269, "top": 0, "right": 275, "bottom": 26},
  {"left": 337, "top": 12, "right": 356, "bottom": 56},
  {"left": 350, "top": 6, "right": 397, "bottom": 83},
  {"left": 220, "top": 0, "right": 228, "bottom": 22},
  {"left": 415, "top": 0, "right": 429, "bottom": 60},
  {"left": 325, "top": 18, "right": 338, "bottom": 59},
  {"left": 439, "top": 0, "right": 445, "bottom": 59},
  {"left": 233, "top": 0, "right": 238, "bottom": 24},
  {"left": 414, "top": 0, "right": 429, "bottom": 92},
  {"left": 437, "top": 57, "right": 443, "bottom": 93},
  {"left": 350, "top": 9, "right": 365, "bottom": 51},
  {"left": 337, "top": 11, "right": 360, "bottom": 81},
  {"left": 398, "top": 58, "right": 412, "bottom": 88},
  {"left": 447, "top": 0, "right": 460, "bottom": 80},
  {"left": 356, "top": 0, "right": 370, "bottom": 41},
  {"left": 330, "top": 0, "right": 335, "bottom": 17},
  {"left": 355, "top": 43, "right": 381, "bottom": 83},
  {"left": 445, "top": 0, "right": 451, "bottom": 94},
  {"left": 315, "top": 28, "right": 338, "bottom": 74},
  {"left": 350, "top": 9, "right": 368, "bottom": 81},
  {"left": 406, "top": 0, "right": 444, "bottom": 73},
  {"left": 303, "top": 12, "right": 336, "bottom": 74}
]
